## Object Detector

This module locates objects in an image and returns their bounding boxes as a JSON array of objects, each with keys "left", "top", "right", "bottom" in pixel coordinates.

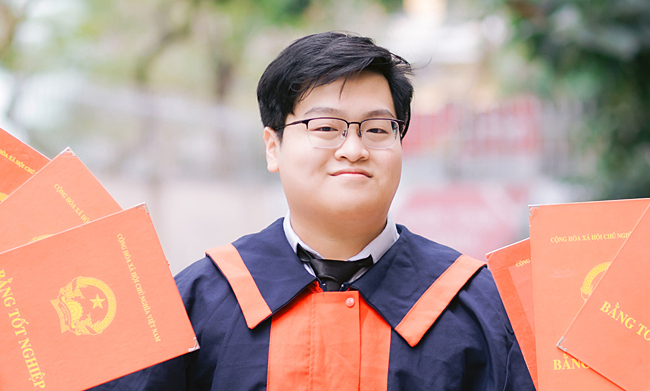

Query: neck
[{"left": 290, "top": 212, "right": 387, "bottom": 260}]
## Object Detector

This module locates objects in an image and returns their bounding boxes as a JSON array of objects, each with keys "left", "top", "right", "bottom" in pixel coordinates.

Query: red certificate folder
[
  {"left": 0, "top": 205, "right": 198, "bottom": 391},
  {"left": 529, "top": 199, "right": 650, "bottom": 390},
  {"left": 486, "top": 238, "right": 537, "bottom": 389},
  {"left": 0, "top": 127, "right": 49, "bottom": 202},
  {"left": 559, "top": 204, "right": 650, "bottom": 391},
  {"left": 0, "top": 148, "right": 121, "bottom": 253}
]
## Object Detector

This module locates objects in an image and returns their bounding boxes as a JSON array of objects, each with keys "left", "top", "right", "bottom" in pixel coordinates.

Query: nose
[{"left": 334, "top": 124, "right": 369, "bottom": 162}]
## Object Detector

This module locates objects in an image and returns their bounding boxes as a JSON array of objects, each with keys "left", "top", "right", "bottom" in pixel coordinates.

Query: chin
[{"left": 329, "top": 204, "right": 387, "bottom": 222}]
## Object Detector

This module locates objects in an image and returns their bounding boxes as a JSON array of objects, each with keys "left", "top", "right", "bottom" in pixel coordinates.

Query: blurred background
[{"left": 2, "top": 0, "right": 649, "bottom": 274}]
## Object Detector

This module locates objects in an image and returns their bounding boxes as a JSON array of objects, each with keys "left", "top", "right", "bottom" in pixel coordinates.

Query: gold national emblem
[
  {"left": 51, "top": 277, "right": 117, "bottom": 336},
  {"left": 0, "top": 192, "right": 7, "bottom": 202},
  {"left": 580, "top": 262, "right": 611, "bottom": 301}
]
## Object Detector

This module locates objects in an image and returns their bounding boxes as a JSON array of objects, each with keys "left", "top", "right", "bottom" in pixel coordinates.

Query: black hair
[{"left": 257, "top": 31, "right": 413, "bottom": 141}]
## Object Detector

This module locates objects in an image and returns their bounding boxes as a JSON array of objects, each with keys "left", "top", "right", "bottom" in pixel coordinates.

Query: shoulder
[
  {"left": 396, "top": 224, "right": 462, "bottom": 261},
  {"left": 396, "top": 225, "right": 512, "bottom": 332},
  {"left": 383, "top": 227, "right": 533, "bottom": 388},
  {"left": 396, "top": 224, "right": 493, "bottom": 289},
  {"left": 173, "top": 218, "right": 289, "bottom": 321},
  {"left": 459, "top": 266, "right": 513, "bottom": 331},
  {"left": 392, "top": 224, "right": 466, "bottom": 278},
  {"left": 174, "top": 218, "right": 286, "bottom": 297},
  {"left": 174, "top": 257, "right": 232, "bottom": 315}
]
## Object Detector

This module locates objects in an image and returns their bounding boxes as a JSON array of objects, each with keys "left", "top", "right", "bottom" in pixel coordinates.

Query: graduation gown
[{"left": 92, "top": 218, "right": 534, "bottom": 390}]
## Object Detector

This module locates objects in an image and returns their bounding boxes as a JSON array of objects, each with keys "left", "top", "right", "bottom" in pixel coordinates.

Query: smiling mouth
[{"left": 331, "top": 170, "right": 371, "bottom": 177}]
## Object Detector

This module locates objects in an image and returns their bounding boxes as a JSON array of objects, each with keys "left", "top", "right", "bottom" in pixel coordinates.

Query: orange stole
[
  {"left": 206, "top": 244, "right": 271, "bottom": 328},
  {"left": 395, "top": 254, "right": 486, "bottom": 347},
  {"left": 267, "top": 285, "right": 391, "bottom": 391},
  {"left": 207, "top": 245, "right": 485, "bottom": 390}
]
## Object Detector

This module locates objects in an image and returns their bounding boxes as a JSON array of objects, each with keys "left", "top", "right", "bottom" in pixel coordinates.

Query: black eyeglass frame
[{"left": 275, "top": 117, "right": 406, "bottom": 149}]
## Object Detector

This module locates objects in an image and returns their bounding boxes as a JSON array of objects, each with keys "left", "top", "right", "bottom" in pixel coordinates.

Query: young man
[{"left": 96, "top": 32, "right": 534, "bottom": 390}]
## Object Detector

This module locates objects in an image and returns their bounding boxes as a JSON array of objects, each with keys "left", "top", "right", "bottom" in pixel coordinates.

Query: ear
[{"left": 263, "top": 127, "right": 280, "bottom": 173}]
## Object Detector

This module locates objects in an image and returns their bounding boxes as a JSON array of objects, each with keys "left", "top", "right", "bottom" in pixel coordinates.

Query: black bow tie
[{"left": 297, "top": 245, "right": 374, "bottom": 291}]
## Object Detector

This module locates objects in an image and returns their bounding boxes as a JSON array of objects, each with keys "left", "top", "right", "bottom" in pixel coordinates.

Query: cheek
[
  {"left": 381, "top": 150, "right": 402, "bottom": 187},
  {"left": 277, "top": 149, "right": 329, "bottom": 187}
]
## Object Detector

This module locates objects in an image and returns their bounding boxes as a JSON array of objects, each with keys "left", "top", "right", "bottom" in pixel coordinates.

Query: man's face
[{"left": 264, "top": 71, "right": 402, "bottom": 225}]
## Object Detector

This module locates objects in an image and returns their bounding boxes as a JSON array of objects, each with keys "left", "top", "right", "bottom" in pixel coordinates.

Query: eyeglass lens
[{"left": 305, "top": 118, "right": 398, "bottom": 149}]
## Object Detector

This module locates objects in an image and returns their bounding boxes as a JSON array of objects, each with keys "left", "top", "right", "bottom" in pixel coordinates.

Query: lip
[{"left": 331, "top": 168, "right": 371, "bottom": 177}]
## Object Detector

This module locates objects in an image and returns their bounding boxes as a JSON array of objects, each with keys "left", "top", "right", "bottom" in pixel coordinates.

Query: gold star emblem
[{"left": 90, "top": 294, "right": 105, "bottom": 309}]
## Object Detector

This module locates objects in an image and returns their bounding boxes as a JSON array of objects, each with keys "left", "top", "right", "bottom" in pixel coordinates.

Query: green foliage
[
  {"left": 256, "top": 0, "right": 312, "bottom": 24},
  {"left": 378, "top": 0, "right": 402, "bottom": 12},
  {"left": 496, "top": 0, "right": 650, "bottom": 199}
]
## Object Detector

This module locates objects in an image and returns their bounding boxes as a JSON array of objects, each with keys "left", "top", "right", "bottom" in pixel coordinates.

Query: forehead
[{"left": 292, "top": 71, "right": 396, "bottom": 119}]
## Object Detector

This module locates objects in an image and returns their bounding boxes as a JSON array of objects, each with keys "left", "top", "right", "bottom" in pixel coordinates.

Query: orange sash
[{"left": 206, "top": 245, "right": 485, "bottom": 390}]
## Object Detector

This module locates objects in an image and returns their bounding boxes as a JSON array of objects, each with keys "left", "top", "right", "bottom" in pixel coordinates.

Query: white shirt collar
[{"left": 282, "top": 210, "right": 399, "bottom": 264}]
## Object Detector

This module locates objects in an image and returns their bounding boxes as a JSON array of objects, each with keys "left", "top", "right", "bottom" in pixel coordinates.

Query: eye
[
  {"left": 366, "top": 127, "right": 389, "bottom": 134},
  {"left": 361, "top": 119, "right": 396, "bottom": 136},
  {"left": 307, "top": 118, "right": 345, "bottom": 133},
  {"left": 312, "top": 125, "right": 338, "bottom": 132}
]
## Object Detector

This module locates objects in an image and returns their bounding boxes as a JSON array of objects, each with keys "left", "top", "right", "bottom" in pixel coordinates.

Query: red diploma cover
[
  {"left": 559, "top": 204, "right": 650, "bottom": 391},
  {"left": 0, "top": 148, "right": 121, "bottom": 254},
  {"left": 486, "top": 238, "right": 537, "bottom": 389},
  {"left": 529, "top": 199, "right": 650, "bottom": 390},
  {"left": 0, "top": 205, "right": 198, "bottom": 390},
  {"left": 0, "top": 127, "right": 49, "bottom": 202}
]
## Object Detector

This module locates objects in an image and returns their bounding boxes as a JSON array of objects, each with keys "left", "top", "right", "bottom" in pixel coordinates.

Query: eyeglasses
[{"left": 277, "top": 117, "right": 404, "bottom": 149}]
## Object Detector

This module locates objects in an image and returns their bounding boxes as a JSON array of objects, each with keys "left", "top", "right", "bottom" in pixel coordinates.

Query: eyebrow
[{"left": 303, "top": 107, "right": 396, "bottom": 119}]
